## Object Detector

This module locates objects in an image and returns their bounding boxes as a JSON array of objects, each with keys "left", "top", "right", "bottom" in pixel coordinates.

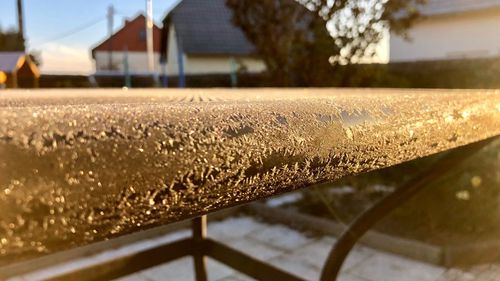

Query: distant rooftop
[
  {"left": 91, "top": 14, "right": 162, "bottom": 55},
  {"left": 166, "top": 0, "right": 255, "bottom": 56},
  {"left": 421, "top": 0, "right": 500, "bottom": 16}
]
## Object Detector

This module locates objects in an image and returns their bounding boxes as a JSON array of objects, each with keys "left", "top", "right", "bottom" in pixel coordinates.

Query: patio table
[{"left": 0, "top": 89, "right": 498, "bottom": 280}]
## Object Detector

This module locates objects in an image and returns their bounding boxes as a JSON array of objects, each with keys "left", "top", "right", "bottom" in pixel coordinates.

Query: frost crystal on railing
[{"left": 0, "top": 89, "right": 498, "bottom": 264}]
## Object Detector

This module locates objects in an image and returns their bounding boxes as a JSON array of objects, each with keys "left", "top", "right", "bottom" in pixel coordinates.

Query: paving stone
[
  {"left": 208, "top": 216, "right": 267, "bottom": 241},
  {"left": 348, "top": 251, "right": 445, "bottom": 281},
  {"left": 206, "top": 258, "right": 237, "bottom": 281},
  {"left": 224, "top": 237, "right": 284, "bottom": 261},
  {"left": 114, "top": 273, "right": 151, "bottom": 281},
  {"left": 337, "top": 273, "right": 371, "bottom": 281},
  {"left": 437, "top": 267, "right": 500, "bottom": 281},
  {"left": 117, "top": 258, "right": 236, "bottom": 281},
  {"left": 135, "top": 256, "right": 195, "bottom": 281},
  {"left": 266, "top": 192, "right": 303, "bottom": 207},
  {"left": 247, "top": 224, "right": 313, "bottom": 252},
  {"left": 268, "top": 255, "right": 321, "bottom": 280},
  {"left": 215, "top": 273, "right": 257, "bottom": 281},
  {"left": 341, "top": 246, "right": 377, "bottom": 273},
  {"left": 468, "top": 264, "right": 500, "bottom": 280},
  {"left": 285, "top": 236, "right": 336, "bottom": 268},
  {"left": 16, "top": 229, "right": 192, "bottom": 281},
  {"left": 436, "top": 268, "right": 476, "bottom": 281},
  {"left": 31, "top": 215, "right": 488, "bottom": 281},
  {"left": 95, "top": 229, "right": 191, "bottom": 262},
  {"left": 287, "top": 236, "right": 374, "bottom": 273}
]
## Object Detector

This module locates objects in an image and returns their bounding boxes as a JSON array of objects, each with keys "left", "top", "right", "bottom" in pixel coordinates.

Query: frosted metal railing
[{"left": 0, "top": 89, "right": 498, "bottom": 280}]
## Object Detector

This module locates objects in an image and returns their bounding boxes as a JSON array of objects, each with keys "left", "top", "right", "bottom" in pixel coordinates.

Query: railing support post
[{"left": 192, "top": 215, "right": 208, "bottom": 281}]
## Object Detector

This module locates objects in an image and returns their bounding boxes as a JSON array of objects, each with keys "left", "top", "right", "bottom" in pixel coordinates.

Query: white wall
[
  {"left": 166, "top": 25, "right": 180, "bottom": 75},
  {"left": 166, "top": 25, "right": 266, "bottom": 75},
  {"left": 184, "top": 56, "right": 265, "bottom": 75},
  {"left": 390, "top": 9, "right": 500, "bottom": 62},
  {"left": 94, "top": 51, "right": 161, "bottom": 74}
]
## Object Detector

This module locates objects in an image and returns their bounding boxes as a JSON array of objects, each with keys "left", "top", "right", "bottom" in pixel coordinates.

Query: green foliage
[
  {"left": 331, "top": 58, "right": 500, "bottom": 89},
  {"left": 226, "top": 0, "right": 426, "bottom": 86},
  {"left": 296, "top": 140, "right": 500, "bottom": 246},
  {"left": 387, "top": 140, "right": 500, "bottom": 242},
  {"left": 0, "top": 26, "right": 42, "bottom": 66},
  {"left": 0, "top": 26, "right": 25, "bottom": 52},
  {"left": 226, "top": 0, "right": 335, "bottom": 86}
]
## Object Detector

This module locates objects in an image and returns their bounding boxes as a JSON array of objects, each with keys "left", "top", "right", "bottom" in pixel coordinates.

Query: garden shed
[{"left": 0, "top": 52, "right": 39, "bottom": 88}]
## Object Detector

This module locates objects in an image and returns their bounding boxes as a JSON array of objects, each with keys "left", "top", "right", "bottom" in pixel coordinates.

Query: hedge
[{"left": 37, "top": 57, "right": 500, "bottom": 89}]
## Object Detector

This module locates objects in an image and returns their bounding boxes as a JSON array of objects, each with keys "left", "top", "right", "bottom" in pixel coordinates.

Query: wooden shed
[{"left": 0, "top": 52, "right": 40, "bottom": 88}]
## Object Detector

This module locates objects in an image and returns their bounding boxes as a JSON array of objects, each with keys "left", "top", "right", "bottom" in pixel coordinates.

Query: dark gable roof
[
  {"left": 0, "top": 52, "right": 39, "bottom": 77},
  {"left": 168, "top": 0, "right": 255, "bottom": 56},
  {"left": 420, "top": 0, "right": 500, "bottom": 16},
  {"left": 0, "top": 52, "right": 24, "bottom": 72}
]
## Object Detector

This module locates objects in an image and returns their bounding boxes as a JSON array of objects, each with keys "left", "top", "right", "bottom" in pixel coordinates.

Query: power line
[{"left": 33, "top": 16, "right": 106, "bottom": 46}]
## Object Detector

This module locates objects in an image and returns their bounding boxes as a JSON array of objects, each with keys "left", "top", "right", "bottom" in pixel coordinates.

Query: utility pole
[
  {"left": 123, "top": 47, "right": 131, "bottom": 88},
  {"left": 146, "top": 0, "right": 155, "bottom": 74},
  {"left": 107, "top": 5, "right": 115, "bottom": 71},
  {"left": 16, "top": 0, "right": 25, "bottom": 51}
]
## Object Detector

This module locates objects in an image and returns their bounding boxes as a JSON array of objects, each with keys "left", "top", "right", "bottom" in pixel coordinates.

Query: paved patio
[
  {"left": 17, "top": 214, "right": 497, "bottom": 281},
  {"left": 113, "top": 215, "right": 499, "bottom": 281}
]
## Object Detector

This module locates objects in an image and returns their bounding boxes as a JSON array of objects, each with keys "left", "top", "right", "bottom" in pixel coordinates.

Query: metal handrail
[{"left": 0, "top": 89, "right": 498, "bottom": 280}]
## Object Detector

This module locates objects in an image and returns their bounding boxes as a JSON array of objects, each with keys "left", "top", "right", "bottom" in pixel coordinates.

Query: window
[{"left": 138, "top": 30, "right": 146, "bottom": 41}]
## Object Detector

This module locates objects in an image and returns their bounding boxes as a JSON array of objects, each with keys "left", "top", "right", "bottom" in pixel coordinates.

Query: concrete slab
[
  {"left": 208, "top": 216, "right": 267, "bottom": 241},
  {"left": 436, "top": 268, "right": 476, "bottom": 281},
  {"left": 117, "top": 258, "right": 237, "bottom": 281},
  {"left": 216, "top": 273, "right": 257, "bottom": 281},
  {"left": 206, "top": 258, "right": 236, "bottom": 281},
  {"left": 224, "top": 238, "right": 283, "bottom": 261},
  {"left": 289, "top": 236, "right": 338, "bottom": 269},
  {"left": 247, "top": 224, "right": 313, "bottom": 252},
  {"left": 348, "top": 251, "right": 445, "bottom": 281},
  {"left": 43, "top": 215, "right": 500, "bottom": 281},
  {"left": 337, "top": 273, "right": 371, "bottom": 281},
  {"left": 265, "top": 192, "right": 303, "bottom": 207},
  {"left": 114, "top": 274, "right": 150, "bottom": 281},
  {"left": 287, "top": 236, "right": 376, "bottom": 273},
  {"left": 268, "top": 254, "right": 320, "bottom": 280},
  {"left": 128, "top": 256, "right": 194, "bottom": 281}
]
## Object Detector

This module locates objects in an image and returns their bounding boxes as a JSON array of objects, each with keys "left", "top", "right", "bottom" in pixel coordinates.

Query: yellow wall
[{"left": 166, "top": 25, "right": 266, "bottom": 75}]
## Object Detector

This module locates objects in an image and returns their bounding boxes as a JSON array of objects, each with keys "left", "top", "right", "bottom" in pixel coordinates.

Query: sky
[{"left": 0, "top": 0, "right": 178, "bottom": 74}]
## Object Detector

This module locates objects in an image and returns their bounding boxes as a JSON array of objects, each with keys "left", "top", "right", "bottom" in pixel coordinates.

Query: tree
[
  {"left": 226, "top": 0, "right": 425, "bottom": 86},
  {"left": 0, "top": 26, "right": 42, "bottom": 66},
  {"left": 0, "top": 26, "right": 25, "bottom": 52}
]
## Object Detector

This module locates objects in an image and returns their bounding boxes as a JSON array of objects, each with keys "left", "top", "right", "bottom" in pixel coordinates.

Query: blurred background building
[
  {"left": 391, "top": 0, "right": 500, "bottom": 62},
  {"left": 3, "top": 0, "right": 500, "bottom": 88},
  {"left": 91, "top": 14, "right": 162, "bottom": 75},
  {"left": 161, "top": 0, "right": 265, "bottom": 77},
  {"left": 0, "top": 52, "right": 39, "bottom": 88}
]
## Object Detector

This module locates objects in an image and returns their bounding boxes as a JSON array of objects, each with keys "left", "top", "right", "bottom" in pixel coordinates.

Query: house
[
  {"left": 161, "top": 0, "right": 266, "bottom": 77},
  {"left": 390, "top": 0, "right": 500, "bottom": 62},
  {"left": 0, "top": 52, "right": 39, "bottom": 88},
  {"left": 91, "top": 14, "right": 162, "bottom": 74}
]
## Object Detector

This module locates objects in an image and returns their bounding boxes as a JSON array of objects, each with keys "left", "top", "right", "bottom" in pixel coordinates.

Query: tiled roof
[
  {"left": 421, "top": 0, "right": 500, "bottom": 16},
  {"left": 168, "top": 0, "right": 255, "bottom": 56},
  {"left": 92, "top": 15, "right": 162, "bottom": 54},
  {"left": 0, "top": 52, "right": 24, "bottom": 73}
]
